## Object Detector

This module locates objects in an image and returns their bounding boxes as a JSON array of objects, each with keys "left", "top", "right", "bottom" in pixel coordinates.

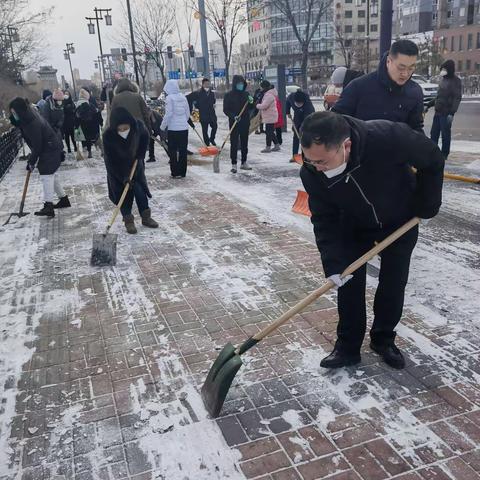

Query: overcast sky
[{"left": 33, "top": 0, "right": 239, "bottom": 82}]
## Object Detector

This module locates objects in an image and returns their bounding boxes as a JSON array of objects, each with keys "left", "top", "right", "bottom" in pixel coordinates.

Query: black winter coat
[
  {"left": 63, "top": 97, "right": 76, "bottom": 132},
  {"left": 16, "top": 107, "right": 63, "bottom": 175},
  {"left": 332, "top": 54, "right": 424, "bottom": 132},
  {"left": 434, "top": 75, "right": 462, "bottom": 116},
  {"left": 41, "top": 97, "right": 64, "bottom": 135},
  {"left": 75, "top": 100, "right": 101, "bottom": 142},
  {"left": 286, "top": 92, "right": 315, "bottom": 127},
  {"left": 189, "top": 88, "right": 217, "bottom": 122},
  {"left": 223, "top": 76, "right": 252, "bottom": 126},
  {"left": 300, "top": 115, "right": 444, "bottom": 277},
  {"left": 103, "top": 114, "right": 151, "bottom": 205}
]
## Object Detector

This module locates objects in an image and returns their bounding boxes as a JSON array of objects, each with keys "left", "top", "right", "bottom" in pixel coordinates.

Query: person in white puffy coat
[{"left": 160, "top": 80, "right": 191, "bottom": 178}]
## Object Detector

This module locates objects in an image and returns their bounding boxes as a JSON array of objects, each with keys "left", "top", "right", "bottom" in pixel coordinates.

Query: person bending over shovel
[
  {"left": 103, "top": 107, "right": 158, "bottom": 234},
  {"left": 9, "top": 97, "right": 70, "bottom": 217},
  {"left": 300, "top": 111, "right": 444, "bottom": 370}
]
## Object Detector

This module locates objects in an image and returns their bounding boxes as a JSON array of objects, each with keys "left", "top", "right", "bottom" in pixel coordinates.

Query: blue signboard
[
  {"left": 285, "top": 67, "right": 302, "bottom": 76},
  {"left": 185, "top": 70, "right": 198, "bottom": 79},
  {"left": 213, "top": 68, "right": 226, "bottom": 78},
  {"left": 168, "top": 70, "right": 181, "bottom": 80}
]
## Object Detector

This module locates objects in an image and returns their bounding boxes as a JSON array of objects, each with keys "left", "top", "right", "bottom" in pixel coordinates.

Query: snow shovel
[
  {"left": 201, "top": 217, "right": 420, "bottom": 417},
  {"left": 190, "top": 123, "right": 219, "bottom": 156},
  {"left": 151, "top": 135, "right": 169, "bottom": 157},
  {"left": 292, "top": 124, "right": 303, "bottom": 164},
  {"left": 3, "top": 170, "right": 31, "bottom": 226},
  {"left": 291, "top": 190, "right": 311, "bottom": 217},
  {"left": 213, "top": 100, "right": 249, "bottom": 173},
  {"left": 90, "top": 159, "right": 138, "bottom": 267}
]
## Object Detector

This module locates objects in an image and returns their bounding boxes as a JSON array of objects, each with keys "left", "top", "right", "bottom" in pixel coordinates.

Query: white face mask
[
  {"left": 440, "top": 69, "right": 447, "bottom": 77},
  {"left": 323, "top": 139, "right": 349, "bottom": 178},
  {"left": 118, "top": 129, "right": 130, "bottom": 139}
]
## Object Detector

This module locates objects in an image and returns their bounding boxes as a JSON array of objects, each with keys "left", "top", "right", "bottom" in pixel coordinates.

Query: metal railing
[{"left": 0, "top": 127, "right": 22, "bottom": 182}]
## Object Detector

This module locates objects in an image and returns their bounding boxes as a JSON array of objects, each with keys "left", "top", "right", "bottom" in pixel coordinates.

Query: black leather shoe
[
  {"left": 320, "top": 348, "right": 361, "bottom": 369},
  {"left": 370, "top": 342, "right": 405, "bottom": 369}
]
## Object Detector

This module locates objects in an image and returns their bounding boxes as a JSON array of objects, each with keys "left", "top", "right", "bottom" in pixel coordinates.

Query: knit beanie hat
[
  {"left": 331, "top": 67, "right": 347, "bottom": 86},
  {"left": 79, "top": 88, "right": 90, "bottom": 100}
]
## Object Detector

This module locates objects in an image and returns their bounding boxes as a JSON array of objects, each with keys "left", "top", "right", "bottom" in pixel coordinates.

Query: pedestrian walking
[
  {"left": 223, "top": 75, "right": 254, "bottom": 173},
  {"left": 300, "top": 111, "right": 444, "bottom": 369},
  {"left": 257, "top": 80, "right": 280, "bottom": 153},
  {"left": 274, "top": 94, "right": 284, "bottom": 145},
  {"left": 333, "top": 40, "right": 424, "bottom": 132},
  {"left": 36, "top": 89, "right": 52, "bottom": 118},
  {"left": 286, "top": 90, "right": 315, "bottom": 162},
  {"left": 160, "top": 80, "right": 190, "bottom": 178},
  {"left": 75, "top": 88, "right": 102, "bottom": 159},
  {"left": 429, "top": 60, "right": 462, "bottom": 159},
  {"left": 189, "top": 78, "right": 217, "bottom": 146},
  {"left": 62, "top": 90, "right": 77, "bottom": 154},
  {"left": 9, "top": 97, "right": 70, "bottom": 217},
  {"left": 103, "top": 107, "right": 158, "bottom": 234}
]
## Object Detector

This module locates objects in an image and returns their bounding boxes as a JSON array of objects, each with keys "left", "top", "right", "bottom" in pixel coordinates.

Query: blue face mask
[{"left": 236, "top": 83, "right": 244, "bottom": 91}]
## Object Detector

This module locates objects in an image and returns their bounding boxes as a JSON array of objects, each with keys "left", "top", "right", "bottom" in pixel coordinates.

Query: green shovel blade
[{"left": 201, "top": 343, "right": 243, "bottom": 418}]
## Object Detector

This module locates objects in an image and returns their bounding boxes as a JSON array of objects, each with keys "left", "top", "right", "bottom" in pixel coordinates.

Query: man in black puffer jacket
[
  {"left": 333, "top": 40, "right": 424, "bottom": 132},
  {"left": 223, "top": 75, "right": 254, "bottom": 173},
  {"left": 300, "top": 111, "right": 444, "bottom": 370},
  {"left": 429, "top": 60, "right": 462, "bottom": 158},
  {"left": 188, "top": 78, "right": 217, "bottom": 146}
]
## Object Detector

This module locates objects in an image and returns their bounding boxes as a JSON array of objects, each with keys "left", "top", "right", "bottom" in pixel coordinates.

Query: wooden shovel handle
[
  {"left": 190, "top": 121, "right": 208, "bottom": 147},
  {"left": 251, "top": 217, "right": 420, "bottom": 342},
  {"left": 19, "top": 170, "right": 31, "bottom": 214},
  {"left": 105, "top": 159, "right": 138, "bottom": 233},
  {"left": 292, "top": 123, "right": 301, "bottom": 140}
]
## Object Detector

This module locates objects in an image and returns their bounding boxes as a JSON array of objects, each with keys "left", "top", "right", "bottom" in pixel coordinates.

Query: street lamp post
[
  {"left": 125, "top": 0, "right": 140, "bottom": 85},
  {"left": 64, "top": 43, "right": 77, "bottom": 100},
  {"left": 86, "top": 8, "right": 112, "bottom": 84},
  {"left": 94, "top": 56, "right": 103, "bottom": 84}
]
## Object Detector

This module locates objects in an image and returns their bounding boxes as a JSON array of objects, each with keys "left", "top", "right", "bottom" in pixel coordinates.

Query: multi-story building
[
  {"left": 334, "top": 0, "right": 380, "bottom": 73},
  {"left": 433, "top": 0, "right": 480, "bottom": 75},
  {"left": 393, "top": 0, "right": 434, "bottom": 36},
  {"left": 246, "top": 0, "right": 271, "bottom": 80}
]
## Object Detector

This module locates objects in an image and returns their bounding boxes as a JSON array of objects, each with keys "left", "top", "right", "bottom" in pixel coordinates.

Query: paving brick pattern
[{"left": 0, "top": 154, "right": 479, "bottom": 480}]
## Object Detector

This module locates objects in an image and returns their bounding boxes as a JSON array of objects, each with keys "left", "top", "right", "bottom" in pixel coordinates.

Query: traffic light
[
  {"left": 188, "top": 44, "right": 195, "bottom": 58},
  {"left": 167, "top": 46, "right": 173, "bottom": 59},
  {"left": 121, "top": 48, "right": 127, "bottom": 61}
]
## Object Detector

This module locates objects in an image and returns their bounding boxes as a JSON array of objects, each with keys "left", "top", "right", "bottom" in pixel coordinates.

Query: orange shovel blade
[
  {"left": 291, "top": 190, "right": 311, "bottom": 217},
  {"left": 199, "top": 146, "right": 219, "bottom": 156},
  {"left": 293, "top": 154, "right": 303, "bottom": 165}
]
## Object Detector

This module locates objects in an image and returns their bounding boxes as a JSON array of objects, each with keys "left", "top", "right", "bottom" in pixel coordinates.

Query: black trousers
[
  {"left": 64, "top": 127, "right": 77, "bottom": 152},
  {"left": 336, "top": 225, "right": 419, "bottom": 354},
  {"left": 120, "top": 181, "right": 149, "bottom": 217},
  {"left": 168, "top": 130, "right": 188, "bottom": 177},
  {"left": 275, "top": 127, "right": 283, "bottom": 145},
  {"left": 229, "top": 120, "right": 249, "bottom": 165},
  {"left": 200, "top": 120, "right": 217, "bottom": 146},
  {"left": 265, "top": 124, "right": 278, "bottom": 147},
  {"left": 148, "top": 137, "right": 155, "bottom": 160}
]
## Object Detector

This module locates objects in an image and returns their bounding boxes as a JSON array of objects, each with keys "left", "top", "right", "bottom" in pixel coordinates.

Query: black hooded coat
[
  {"left": 9, "top": 97, "right": 63, "bottom": 175},
  {"left": 102, "top": 107, "right": 151, "bottom": 205},
  {"left": 434, "top": 60, "right": 462, "bottom": 116}
]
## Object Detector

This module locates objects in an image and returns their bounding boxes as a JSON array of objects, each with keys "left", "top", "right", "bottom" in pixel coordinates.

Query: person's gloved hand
[
  {"left": 328, "top": 274, "right": 353, "bottom": 288},
  {"left": 26, "top": 162, "right": 35, "bottom": 172},
  {"left": 447, "top": 114, "right": 454, "bottom": 125},
  {"left": 248, "top": 95, "right": 254, "bottom": 104},
  {"left": 234, "top": 115, "right": 241, "bottom": 123}
]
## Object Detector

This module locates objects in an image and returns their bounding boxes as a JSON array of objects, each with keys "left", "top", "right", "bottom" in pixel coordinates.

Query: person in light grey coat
[{"left": 430, "top": 60, "right": 462, "bottom": 158}]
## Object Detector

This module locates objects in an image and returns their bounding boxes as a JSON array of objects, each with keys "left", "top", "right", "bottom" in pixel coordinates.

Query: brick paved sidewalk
[{"left": 0, "top": 153, "right": 479, "bottom": 480}]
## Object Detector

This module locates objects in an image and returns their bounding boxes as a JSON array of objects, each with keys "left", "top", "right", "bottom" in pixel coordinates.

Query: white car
[{"left": 411, "top": 74, "right": 438, "bottom": 105}]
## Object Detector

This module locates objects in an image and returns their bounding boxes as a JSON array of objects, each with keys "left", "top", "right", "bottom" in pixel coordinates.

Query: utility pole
[
  {"left": 125, "top": 0, "right": 140, "bottom": 85},
  {"left": 380, "top": 0, "right": 393, "bottom": 56},
  {"left": 198, "top": 0, "right": 210, "bottom": 78},
  {"left": 64, "top": 43, "right": 77, "bottom": 100}
]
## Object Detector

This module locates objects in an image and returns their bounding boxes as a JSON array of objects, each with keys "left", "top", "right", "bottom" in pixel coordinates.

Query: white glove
[
  {"left": 420, "top": 218, "right": 431, "bottom": 226},
  {"left": 328, "top": 274, "right": 353, "bottom": 288}
]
